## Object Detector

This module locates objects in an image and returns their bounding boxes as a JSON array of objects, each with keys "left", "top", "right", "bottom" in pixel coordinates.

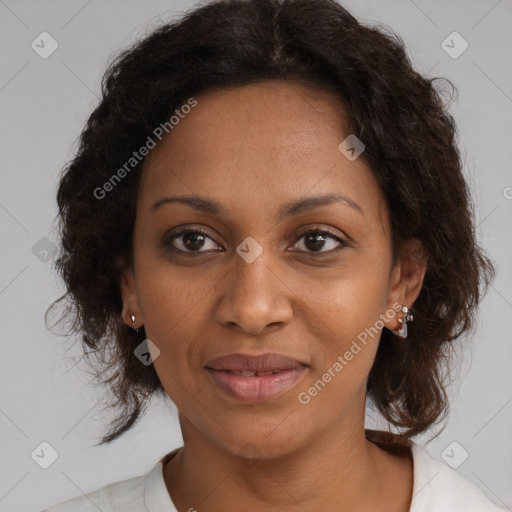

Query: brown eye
[
  {"left": 291, "top": 229, "right": 347, "bottom": 255},
  {"left": 164, "top": 229, "right": 222, "bottom": 253}
]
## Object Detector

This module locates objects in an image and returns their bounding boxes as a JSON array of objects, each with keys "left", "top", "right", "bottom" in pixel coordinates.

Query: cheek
[
  {"left": 145, "top": 312, "right": 204, "bottom": 413},
  {"left": 134, "top": 268, "right": 209, "bottom": 388},
  {"left": 137, "top": 256, "right": 211, "bottom": 334},
  {"left": 296, "top": 323, "right": 381, "bottom": 419},
  {"left": 295, "top": 252, "right": 390, "bottom": 392},
  {"left": 299, "top": 259, "right": 391, "bottom": 344}
]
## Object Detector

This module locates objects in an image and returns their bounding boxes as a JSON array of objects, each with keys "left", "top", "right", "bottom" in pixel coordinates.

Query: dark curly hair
[{"left": 47, "top": 0, "right": 495, "bottom": 446}]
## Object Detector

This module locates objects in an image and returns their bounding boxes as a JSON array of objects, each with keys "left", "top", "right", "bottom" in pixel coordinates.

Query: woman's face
[{"left": 121, "top": 80, "right": 420, "bottom": 459}]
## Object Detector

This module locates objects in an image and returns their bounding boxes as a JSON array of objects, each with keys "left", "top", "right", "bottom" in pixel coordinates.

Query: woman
[{"left": 43, "top": 0, "right": 505, "bottom": 510}]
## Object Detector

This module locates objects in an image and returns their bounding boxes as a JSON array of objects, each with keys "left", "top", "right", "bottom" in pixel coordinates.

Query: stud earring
[
  {"left": 394, "top": 305, "right": 414, "bottom": 339},
  {"left": 129, "top": 313, "right": 144, "bottom": 336}
]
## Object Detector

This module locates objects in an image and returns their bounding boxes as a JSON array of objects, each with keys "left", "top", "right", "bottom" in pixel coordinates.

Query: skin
[{"left": 120, "top": 80, "right": 427, "bottom": 512}]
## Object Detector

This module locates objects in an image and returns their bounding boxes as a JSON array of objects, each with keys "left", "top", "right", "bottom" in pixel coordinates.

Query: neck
[{"left": 163, "top": 400, "right": 413, "bottom": 512}]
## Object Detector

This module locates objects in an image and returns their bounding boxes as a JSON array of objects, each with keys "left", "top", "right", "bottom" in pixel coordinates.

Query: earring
[
  {"left": 129, "top": 312, "right": 144, "bottom": 336},
  {"left": 394, "top": 305, "right": 414, "bottom": 339}
]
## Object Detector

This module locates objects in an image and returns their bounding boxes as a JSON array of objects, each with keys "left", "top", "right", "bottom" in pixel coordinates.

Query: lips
[
  {"left": 204, "top": 352, "right": 309, "bottom": 402},
  {"left": 225, "top": 369, "right": 281, "bottom": 377},
  {"left": 205, "top": 352, "right": 308, "bottom": 373}
]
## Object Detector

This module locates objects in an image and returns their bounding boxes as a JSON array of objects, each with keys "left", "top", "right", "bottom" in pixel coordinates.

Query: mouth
[
  {"left": 205, "top": 352, "right": 308, "bottom": 372},
  {"left": 204, "top": 353, "right": 309, "bottom": 402},
  {"left": 214, "top": 369, "right": 284, "bottom": 376}
]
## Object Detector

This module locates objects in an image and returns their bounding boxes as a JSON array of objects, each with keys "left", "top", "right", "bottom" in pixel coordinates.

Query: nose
[{"left": 214, "top": 246, "right": 294, "bottom": 335}]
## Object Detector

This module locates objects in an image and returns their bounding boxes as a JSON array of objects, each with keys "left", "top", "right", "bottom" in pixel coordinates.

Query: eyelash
[{"left": 163, "top": 227, "right": 348, "bottom": 256}]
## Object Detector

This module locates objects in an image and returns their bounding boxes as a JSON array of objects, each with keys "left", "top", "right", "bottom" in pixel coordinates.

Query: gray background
[{"left": 0, "top": 0, "right": 511, "bottom": 510}]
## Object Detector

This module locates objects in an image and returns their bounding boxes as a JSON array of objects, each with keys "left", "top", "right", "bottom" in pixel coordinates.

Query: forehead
[
  {"left": 145, "top": 80, "right": 349, "bottom": 167},
  {"left": 138, "top": 80, "right": 387, "bottom": 228}
]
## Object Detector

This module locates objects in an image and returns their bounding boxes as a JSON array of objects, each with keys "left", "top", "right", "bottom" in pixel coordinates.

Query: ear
[
  {"left": 382, "top": 238, "right": 428, "bottom": 332},
  {"left": 118, "top": 257, "right": 144, "bottom": 329}
]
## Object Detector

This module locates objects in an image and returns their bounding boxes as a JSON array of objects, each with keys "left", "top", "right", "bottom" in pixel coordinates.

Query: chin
[{"left": 215, "top": 417, "right": 310, "bottom": 462}]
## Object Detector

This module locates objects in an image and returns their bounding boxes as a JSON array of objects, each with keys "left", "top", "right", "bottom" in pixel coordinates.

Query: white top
[{"left": 42, "top": 441, "right": 507, "bottom": 511}]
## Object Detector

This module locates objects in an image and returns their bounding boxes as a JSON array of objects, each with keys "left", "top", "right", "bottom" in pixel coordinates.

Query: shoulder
[
  {"left": 41, "top": 473, "right": 147, "bottom": 512},
  {"left": 41, "top": 449, "right": 180, "bottom": 512},
  {"left": 409, "top": 441, "right": 507, "bottom": 512},
  {"left": 365, "top": 429, "right": 506, "bottom": 512}
]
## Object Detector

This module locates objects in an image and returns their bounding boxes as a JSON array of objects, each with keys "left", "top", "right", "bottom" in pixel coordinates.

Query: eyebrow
[{"left": 151, "top": 193, "right": 364, "bottom": 220}]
